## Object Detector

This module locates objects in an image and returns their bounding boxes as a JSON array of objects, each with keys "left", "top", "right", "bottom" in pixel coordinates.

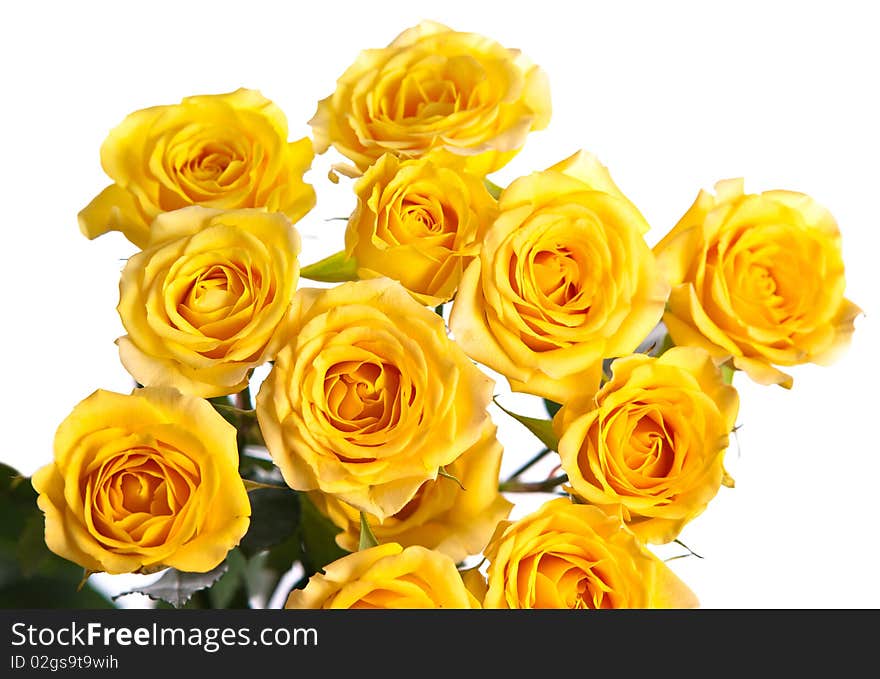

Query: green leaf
[
  {"left": 493, "top": 398, "right": 559, "bottom": 452},
  {"left": 17, "top": 515, "right": 51, "bottom": 577},
  {"left": 358, "top": 512, "right": 379, "bottom": 551},
  {"left": 0, "top": 463, "right": 115, "bottom": 608},
  {"left": 113, "top": 563, "right": 228, "bottom": 608},
  {"left": 0, "top": 575, "right": 115, "bottom": 608},
  {"left": 208, "top": 549, "right": 249, "bottom": 609},
  {"left": 264, "top": 531, "right": 303, "bottom": 574},
  {"left": 239, "top": 487, "right": 300, "bottom": 558},
  {"left": 299, "top": 495, "right": 349, "bottom": 576},
  {"left": 0, "top": 465, "right": 38, "bottom": 542},
  {"left": 300, "top": 250, "right": 359, "bottom": 283},
  {"left": 484, "top": 177, "right": 503, "bottom": 200}
]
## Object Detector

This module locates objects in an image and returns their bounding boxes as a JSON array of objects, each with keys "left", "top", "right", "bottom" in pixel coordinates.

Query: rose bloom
[
  {"left": 116, "top": 206, "right": 301, "bottom": 398},
  {"left": 31, "top": 387, "right": 250, "bottom": 575},
  {"left": 286, "top": 543, "right": 481, "bottom": 609},
  {"left": 554, "top": 347, "right": 740, "bottom": 544},
  {"left": 654, "top": 178, "right": 861, "bottom": 388},
  {"left": 309, "top": 420, "right": 512, "bottom": 563},
  {"left": 79, "top": 88, "right": 315, "bottom": 248},
  {"left": 449, "top": 150, "right": 670, "bottom": 402},
  {"left": 483, "top": 498, "right": 698, "bottom": 609},
  {"left": 344, "top": 154, "right": 497, "bottom": 305},
  {"left": 310, "top": 20, "right": 551, "bottom": 176},
  {"left": 255, "top": 278, "right": 494, "bottom": 520}
]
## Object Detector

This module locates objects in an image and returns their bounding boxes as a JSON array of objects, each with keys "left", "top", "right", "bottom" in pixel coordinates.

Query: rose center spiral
[
  {"left": 186, "top": 142, "right": 242, "bottom": 184},
  {"left": 532, "top": 249, "right": 582, "bottom": 304},
  {"left": 187, "top": 265, "right": 243, "bottom": 313},
  {"left": 324, "top": 360, "right": 402, "bottom": 433}
]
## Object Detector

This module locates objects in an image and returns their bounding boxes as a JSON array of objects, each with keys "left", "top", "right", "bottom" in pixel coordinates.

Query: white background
[{"left": 1, "top": 0, "right": 878, "bottom": 608}]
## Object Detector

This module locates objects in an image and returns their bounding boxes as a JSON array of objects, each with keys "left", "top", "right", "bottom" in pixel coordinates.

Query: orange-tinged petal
[{"left": 32, "top": 387, "right": 249, "bottom": 575}]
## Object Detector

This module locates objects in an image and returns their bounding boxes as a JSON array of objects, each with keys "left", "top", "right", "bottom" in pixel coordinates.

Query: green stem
[
  {"left": 241, "top": 417, "right": 264, "bottom": 448},
  {"left": 234, "top": 384, "right": 253, "bottom": 411},
  {"left": 504, "top": 448, "right": 552, "bottom": 483},
  {"left": 499, "top": 474, "right": 568, "bottom": 493},
  {"left": 673, "top": 539, "right": 704, "bottom": 559}
]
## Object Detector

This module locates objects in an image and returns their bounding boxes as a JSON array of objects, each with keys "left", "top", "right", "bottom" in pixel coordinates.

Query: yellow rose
[
  {"left": 554, "top": 347, "right": 739, "bottom": 544},
  {"left": 449, "top": 150, "right": 670, "bottom": 402},
  {"left": 116, "top": 206, "right": 301, "bottom": 398},
  {"left": 285, "top": 543, "right": 481, "bottom": 609},
  {"left": 79, "top": 88, "right": 315, "bottom": 248},
  {"left": 483, "top": 497, "right": 698, "bottom": 609},
  {"left": 344, "top": 154, "right": 497, "bottom": 305},
  {"left": 255, "top": 278, "right": 495, "bottom": 520},
  {"left": 654, "top": 178, "right": 861, "bottom": 388},
  {"left": 31, "top": 387, "right": 250, "bottom": 575},
  {"left": 309, "top": 420, "right": 512, "bottom": 563},
  {"left": 310, "top": 20, "right": 551, "bottom": 176}
]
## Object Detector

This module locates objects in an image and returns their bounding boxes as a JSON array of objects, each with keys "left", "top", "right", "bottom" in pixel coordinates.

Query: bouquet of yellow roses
[{"left": 10, "top": 20, "right": 858, "bottom": 610}]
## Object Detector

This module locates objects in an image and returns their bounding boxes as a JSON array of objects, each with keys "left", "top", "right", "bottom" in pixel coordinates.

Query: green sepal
[
  {"left": 484, "top": 177, "right": 503, "bottom": 200},
  {"left": 358, "top": 512, "right": 379, "bottom": 551},
  {"left": 242, "top": 479, "right": 289, "bottom": 492},
  {"left": 300, "top": 250, "right": 359, "bottom": 283},
  {"left": 493, "top": 398, "right": 559, "bottom": 452},
  {"left": 543, "top": 398, "right": 562, "bottom": 419},
  {"left": 721, "top": 363, "right": 735, "bottom": 385},
  {"left": 438, "top": 466, "right": 466, "bottom": 490}
]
